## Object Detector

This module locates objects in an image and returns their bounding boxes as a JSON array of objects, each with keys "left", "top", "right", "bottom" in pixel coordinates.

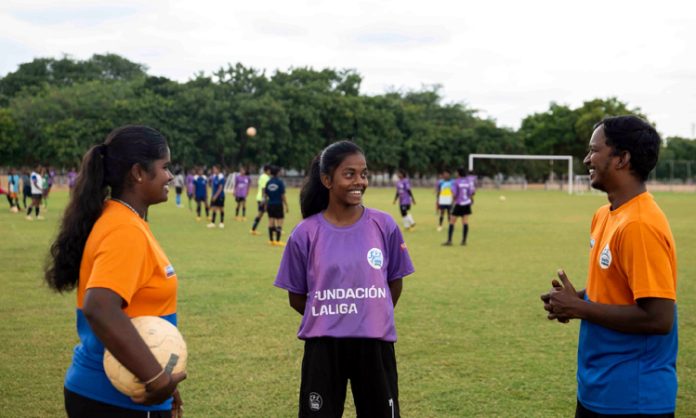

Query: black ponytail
[
  {"left": 299, "top": 140, "right": 364, "bottom": 219},
  {"left": 44, "top": 125, "right": 168, "bottom": 292},
  {"left": 300, "top": 156, "right": 329, "bottom": 218}
]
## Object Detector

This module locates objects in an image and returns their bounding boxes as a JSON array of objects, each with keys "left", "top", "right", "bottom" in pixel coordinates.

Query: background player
[
  {"left": 443, "top": 167, "right": 475, "bottom": 246},
  {"left": 392, "top": 169, "right": 416, "bottom": 231},
  {"left": 193, "top": 167, "right": 209, "bottom": 222},
  {"left": 250, "top": 165, "right": 271, "bottom": 235},
  {"left": 233, "top": 167, "right": 250, "bottom": 221},
  {"left": 207, "top": 165, "right": 225, "bottom": 228},
  {"left": 264, "top": 165, "right": 288, "bottom": 246},
  {"left": 435, "top": 169, "right": 453, "bottom": 232}
]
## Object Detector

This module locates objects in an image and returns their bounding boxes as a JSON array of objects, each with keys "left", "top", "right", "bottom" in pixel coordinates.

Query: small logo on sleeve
[
  {"left": 367, "top": 248, "right": 384, "bottom": 269},
  {"left": 165, "top": 265, "right": 176, "bottom": 278},
  {"left": 590, "top": 238, "right": 595, "bottom": 249},
  {"left": 599, "top": 244, "right": 612, "bottom": 269}
]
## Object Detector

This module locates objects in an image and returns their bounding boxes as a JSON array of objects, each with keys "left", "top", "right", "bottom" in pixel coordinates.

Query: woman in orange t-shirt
[{"left": 45, "top": 125, "right": 185, "bottom": 418}]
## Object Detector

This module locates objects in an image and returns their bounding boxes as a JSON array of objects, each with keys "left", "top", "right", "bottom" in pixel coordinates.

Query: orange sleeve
[
  {"left": 618, "top": 222, "right": 676, "bottom": 301},
  {"left": 86, "top": 225, "right": 151, "bottom": 306}
]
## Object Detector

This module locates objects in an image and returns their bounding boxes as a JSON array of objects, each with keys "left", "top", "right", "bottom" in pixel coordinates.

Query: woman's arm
[{"left": 83, "top": 288, "right": 186, "bottom": 404}]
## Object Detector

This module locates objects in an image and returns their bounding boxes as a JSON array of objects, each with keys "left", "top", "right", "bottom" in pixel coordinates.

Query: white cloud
[{"left": 1, "top": 0, "right": 696, "bottom": 137}]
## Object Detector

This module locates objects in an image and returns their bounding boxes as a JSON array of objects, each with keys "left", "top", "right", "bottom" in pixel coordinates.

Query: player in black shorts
[{"left": 264, "top": 166, "right": 288, "bottom": 246}]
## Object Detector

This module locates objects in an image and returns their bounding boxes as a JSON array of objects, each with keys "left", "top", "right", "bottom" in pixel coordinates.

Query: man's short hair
[{"left": 594, "top": 116, "right": 661, "bottom": 182}]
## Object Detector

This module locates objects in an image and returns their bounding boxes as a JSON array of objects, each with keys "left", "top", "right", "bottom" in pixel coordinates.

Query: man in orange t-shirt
[{"left": 541, "top": 116, "right": 678, "bottom": 417}]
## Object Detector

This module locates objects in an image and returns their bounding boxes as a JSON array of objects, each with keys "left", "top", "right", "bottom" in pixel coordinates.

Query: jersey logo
[
  {"left": 599, "top": 244, "right": 612, "bottom": 269},
  {"left": 590, "top": 238, "right": 595, "bottom": 249},
  {"left": 309, "top": 392, "right": 323, "bottom": 411},
  {"left": 267, "top": 184, "right": 279, "bottom": 192},
  {"left": 165, "top": 265, "right": 176, "bottom": 278},
  {"left": 367, "top": 248, "right": 384, "bottom": 270}
]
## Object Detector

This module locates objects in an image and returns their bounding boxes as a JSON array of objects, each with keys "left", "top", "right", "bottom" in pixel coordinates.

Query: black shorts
[
  {"left": 31, "top": 193, "right": 43, "bottom": 200},
  {"left": 257, "top": 201, "right": 266, "bottom": 213},
  {"left": 399, "top": 205, "right": 411, "bottom": 217},
  {"left": 235, "top": 196, "right": 246, "bottom": 203},
  {"left": 575, "top": 399, "right": 673, "bottom": 418},
  {"left": 175, "top": 186, "right": 183, "bottom": 194},
  {"left": 267, "top": 203, "right": 284, "bottom": 219},
  {"left": 210, "top": 195, "right": 225, "bottom": 207},
  {"left": 438, "top": 204, "right": 451, "bottom": 212},
  {"left": 299, "top": 338, "right": 399, "bottom": 418},
  {"left": 452, "top": 204, "right": 472, "bottom": 217},
  {"left": 64, "top": 388, "right": 171, "bottom": 418},
  {"left": 195, "top": 195, "right": 207, "bottom": 203}
]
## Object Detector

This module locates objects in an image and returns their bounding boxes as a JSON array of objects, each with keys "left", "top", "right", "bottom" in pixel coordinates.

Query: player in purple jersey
[
  {"left": 392, "top": 169, "right": 416, "bottom": 230},
  {"left": 443, "top": 167, "right": 475, "bottom": 246},
  {"left": 185, "top": 169, "right": 194, "bottom": 210},
  {"left": 233, "top": 167, "right": 250, "bottom": 221},
  {"left": 275, "top": 141, "right": 414, "bottom": 418}
]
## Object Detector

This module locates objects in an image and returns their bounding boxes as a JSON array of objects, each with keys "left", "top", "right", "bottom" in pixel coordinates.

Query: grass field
[{"left": 1, "top": 187, "right": 695, "bottom": 417}]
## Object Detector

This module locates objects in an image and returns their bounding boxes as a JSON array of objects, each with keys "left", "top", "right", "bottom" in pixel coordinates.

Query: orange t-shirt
[
  {"left": 586, "top": 192, "right": 677, "bottom": 305},
  {"left": 77, "top": 200, "right": 177, "bottom": 317}
]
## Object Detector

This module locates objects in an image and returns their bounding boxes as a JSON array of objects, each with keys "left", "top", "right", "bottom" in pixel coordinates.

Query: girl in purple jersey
[
  {"left": 392, "top": 169, "right": 416, "bottom": 231},
  {"left": 275, "top": 141, "right": 414, "bottom": 418}
]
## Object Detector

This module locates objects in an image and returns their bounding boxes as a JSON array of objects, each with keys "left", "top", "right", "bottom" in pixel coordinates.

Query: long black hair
[
  {"left": 300, "top": 140, "right": 364, "bottom": 219},
  {"left": 44, "top": 125, "right": 169, "bottom": 292}
]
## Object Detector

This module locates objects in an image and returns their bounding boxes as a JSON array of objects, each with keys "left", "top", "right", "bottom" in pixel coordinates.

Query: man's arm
[{"left": 543, "top": 270, "right": 674, "bottom": 334}]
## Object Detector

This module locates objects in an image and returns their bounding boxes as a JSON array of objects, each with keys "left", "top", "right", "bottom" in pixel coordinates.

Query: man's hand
[{"left": 541, "top": 270, "right": 582, "bottom": 323}]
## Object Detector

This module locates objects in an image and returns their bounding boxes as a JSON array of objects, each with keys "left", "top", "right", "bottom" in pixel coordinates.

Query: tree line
[{"left": 1, "top": 54, "right": 694, "bottom": 181}]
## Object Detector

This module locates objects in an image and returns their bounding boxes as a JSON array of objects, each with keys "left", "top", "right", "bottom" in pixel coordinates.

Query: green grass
[{"left": 1, "top": 188, "right": 695, "bottom": 417}]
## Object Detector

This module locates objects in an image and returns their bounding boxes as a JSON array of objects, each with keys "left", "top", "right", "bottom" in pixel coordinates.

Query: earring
[{"left": 138, "top": 178, "right": 142, "bottom": 182}]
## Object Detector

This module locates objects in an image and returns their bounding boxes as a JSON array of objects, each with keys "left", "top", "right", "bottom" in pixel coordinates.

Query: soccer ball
[
  {"left": 499, "top": 195, "right": 507, "bottom": 201},
  {"left": 103, "top": 316, "right": 187, "bottom": 397},
  {"left": 246, "top": 126, "right": 257, "bottom": 137}
]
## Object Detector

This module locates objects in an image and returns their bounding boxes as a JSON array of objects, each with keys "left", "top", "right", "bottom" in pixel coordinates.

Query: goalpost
[{"left": 468, "top": 153, "right": 574, "bottom": 195}]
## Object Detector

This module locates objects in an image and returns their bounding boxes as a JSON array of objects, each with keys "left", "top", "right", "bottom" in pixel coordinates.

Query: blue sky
[{"left": 2, "top": 0, "right": 696, "bottom": 138}]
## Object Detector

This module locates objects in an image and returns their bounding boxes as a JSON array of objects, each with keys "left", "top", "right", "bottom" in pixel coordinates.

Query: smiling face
[
  {"left": 323, "top": 152, "right": 368, "bottom": 208},
  {"left": 143, "top": 147, "right": 173, "bottom": 205},
  {"left": 583, "top": 125, "right": 617, "bottom": 192}
]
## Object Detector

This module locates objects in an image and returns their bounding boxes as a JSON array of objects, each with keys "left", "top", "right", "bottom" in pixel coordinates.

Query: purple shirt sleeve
[
  {"left": 274, "top": 232, "right": 308, "bottom": 294},
  {"left": 386, "top": 219, "right": 415, "bottom": 281}
]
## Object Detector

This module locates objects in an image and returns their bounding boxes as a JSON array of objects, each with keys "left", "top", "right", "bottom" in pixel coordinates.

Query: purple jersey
[
  {"left": 452, "top": 177, "right": 474, "bottom": 205},
  {"left": 67, "top": 171, "right": 77, "bottom": 188},
  {"left": 274, "top": 208, "right": 415, "bottom": 342},
  {"left": 234, "top": 175, "right": 250, "bottom": 198},
  {"left": 185, "top": 174, "right": 194, "bottom": 195},
  {"left": 396, "top": 178, "right": 412, "bottom": 205}
]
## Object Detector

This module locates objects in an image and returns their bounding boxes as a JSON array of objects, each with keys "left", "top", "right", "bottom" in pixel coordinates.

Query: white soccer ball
[
  {"left": 246, "top": 126, "right": 257, "bottom": 137},
  {"left": 103, "top": 316, "right": 187, "bottom": 397},
  {"left": 499, "top": 195, "right": 507, "bottom": 201}
]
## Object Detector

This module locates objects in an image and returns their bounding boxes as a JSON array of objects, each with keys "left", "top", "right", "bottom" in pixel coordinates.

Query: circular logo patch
[
  {"left": 366, "top": 248, "right": 384, "bottom": 270},
  {"left": 599, "top": 243, "right": 612, "bottom": 269}
]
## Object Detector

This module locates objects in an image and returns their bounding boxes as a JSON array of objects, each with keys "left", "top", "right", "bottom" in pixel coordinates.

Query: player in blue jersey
[
  {"left": 443, "top": 167, "right": 475, "bottom": 246},
  {"left": 207, "top": 165, "right": 225, "bottom": 229},
  {"left": 264, "top": 165, "right": 288, "bottom": 246},
  {"left": 193, "top": 167, "right": 209, "bottom": 222}
]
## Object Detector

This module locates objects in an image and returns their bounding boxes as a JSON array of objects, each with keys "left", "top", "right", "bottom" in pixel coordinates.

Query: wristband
[{"left": 143, "top": 369, "right": 165, "bottom": 385}]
